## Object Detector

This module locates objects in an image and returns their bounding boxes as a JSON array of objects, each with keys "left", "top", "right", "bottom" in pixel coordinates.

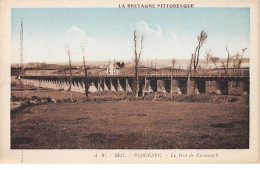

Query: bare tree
[
  {"left": 81, "top": 44, "right": 89, "bottom": 99},
  {"left": 187, "top": 53, "right": 194, "bottom": 95},
  {"left": 233, "top": 52, "right": 240, "bottom": 69},
  {"left": 150, "top": 59, "right": 153, "bottom": 74},
  {"left": 205, "top": 49, "right": 212, "bottom": 73},
  {"left": 213, "top": 46, "right": 247, "bottom": 75},
  {"left": 225, "top": 46, "right": 231, "bottom": 70},
  {"left": 220, "top": 45, "right": 235, "bottom": 75},
  {"left": 172, "top": 59, "right": 176, "bottom": 69},
  {"left": 189, "top": 53, "right": 194, "bottom": 73},
  {"left": 134, "top": 30, "right": 144, "bottom": 99},
  {"left": 187, "top": 30, "right": 207, "bottom": 95},
  {"left": 192, "top": 30, "right": 208, "bottom": 72},
  {"left": 170, "top": 59, "right": 176, "bottom": 99},
  {"left": 209, "top": 56, "right": 220, "bottom": 75},
  {"left": 66, "top": 45, "right": 73, "bottom": 102},
  {"left": 238, "top": 48, "right": 247, "bottom": 69},
  {"left": 209, "top": 57, "right": 219, "bottom": 70},
  {"left": 207, "top": 46, "right": 234, "bottom": 75},
  {"left": 187, "top": 31, "right": 207, "bottom": 95},
  {"left": 155, "top": 59, "right": 157, "bottom": 75},
  {"left": 229, "top": 48, "right": 247, "bottom": 75}
]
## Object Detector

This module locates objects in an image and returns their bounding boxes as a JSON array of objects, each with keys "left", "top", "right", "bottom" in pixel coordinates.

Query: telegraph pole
[{"left": 19, "top": 17, "right": 24, "bottom": 80}]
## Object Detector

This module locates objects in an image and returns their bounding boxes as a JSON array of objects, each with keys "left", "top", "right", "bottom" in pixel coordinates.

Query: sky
[{"left": 11, "top": 8, "right": 250, "bottom": 63}]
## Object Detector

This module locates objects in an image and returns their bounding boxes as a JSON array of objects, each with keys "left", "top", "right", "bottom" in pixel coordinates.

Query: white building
[{"left": 107, "top": 60, "right": 120, "bottom": 75}]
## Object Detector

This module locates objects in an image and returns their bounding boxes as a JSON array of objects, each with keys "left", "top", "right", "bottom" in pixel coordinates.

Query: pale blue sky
[{"left": 11, "top": 8, "right": 250, "bottom": 63}]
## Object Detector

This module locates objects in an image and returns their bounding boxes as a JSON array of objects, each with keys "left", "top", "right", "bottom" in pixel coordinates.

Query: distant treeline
[{"left": 11, "top": 62, "right": 102, "bottom": 70}]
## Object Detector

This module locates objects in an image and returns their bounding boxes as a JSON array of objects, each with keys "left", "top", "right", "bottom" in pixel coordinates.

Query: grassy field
[{"left": 11, "top": 99, "right": 249, "bottom": 149}]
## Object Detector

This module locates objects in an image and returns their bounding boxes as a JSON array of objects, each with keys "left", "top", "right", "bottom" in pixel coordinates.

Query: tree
[
  {"left": 209, "top": 57, "right": 219, "bottom": 70},
  {"left": 234, "top": 47, "right": 247, "bottom": 74},
  {"left": 205, "top": 50, "right": 212, "bottom": 73},
  {"left": 66, "top": 45, "right": 73, "bottom": 102},
  {"left": 233, "top": 52, "right": 240, "bottom": 70},
  {"left": 81, "top": 44, "right": 89, "bottom": 99},
  {"left": 192, "top": 30, "right": 208, "bottom": 72},
  {"left": 216, "top": 45, "right": 235, "bottom": 75},
  {"left": 172, "top": 59, "right": 176, "bottom": 69},
  {"left": 237, "top": 48, "right": 247, "bottom": 69},
  {"left": 210, "top": 46, "right": 247, "bottom": 75},
  {"left": 187, "top": 53, "right": 194, "bottom": 95},
  {"left": 170, "top": 59, "right": 176, "bottom": 99},
  {"left": 116, "top": 62, "right": 125, "bottom": 68},
  {"left": 133, "top": 30, "right": 144, "bottom": 99},
  {"left": 187, "top": 30, "right": 208, "bottom": 95},
  {"left": 225, "top": 46, "right": 232, "bottom": 70}
]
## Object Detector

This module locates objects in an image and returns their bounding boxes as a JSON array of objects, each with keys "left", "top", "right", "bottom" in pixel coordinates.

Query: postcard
[{"left": 0, "top": 0, "right": 259, "bottom": 163}]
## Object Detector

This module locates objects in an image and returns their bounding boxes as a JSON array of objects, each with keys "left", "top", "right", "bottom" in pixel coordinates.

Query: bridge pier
[
  {"left": 110, "top": 79, "right": 116, "bottom": 91},
  {"left": 52, "top": 80, "right": 57, "bottom": 89},
  {"left": 157, "top": 79, "right": 166, "bottom": 93},
  {"left": 187, "top": 80, "right": 200, "bottom": 95},
  {"left": 148, "top": 79, "right": 157, "bottom": 92},
  {"left": 97, "top": 78, "right": 103, "bottom": 91},
  {"left": 217, "top": 80, "right": 229, "bottom": 95},
  {"left": 40, "top": 79, "right": 45, "bottom": 88},
  {"left": 104, "top": 78, "right": 110, "bottom": 91},
  {"left": 243, "top": 80, "right": 249, "bottom": 95},
  {"left": 196, "top": 80, "right": 206, "bottom": 94},
  {"left": 137, "top": 78, "right": 144, "bottom": 96},
  {"left": 164, "top": 79, "right": 171, "bottom": 93},
  {"left": 42, "top": 79, "right": 47, "bottom": 88},
  {"left": 171, "top": 79, "right": 182, "bottom": 94},
  {"left": 74, "top": 80, "right": 82, "bottom": 93},
  {"left": 143, "top": 78, "right": 153, "bottom": 93},
  {"left": 89, "top": 79, "right": 98, "bottom": 92},
  {"left": 125, "top": 78, "right": 132, "bottom": 92},
  {"left": 56, "top": 80, "right": 62, "bottom": 90},
  {"left": 63, "top": 79, "right": 70, "bottom": 90},
  {"left": 205, "top": 80, "right": 228, "bottom": 95},
  {"left": 47, "top": 79, "right": 52, "bottom": 88},
  {"left": 34, "top": 79, "right": 39, "bottom": 87},
  {"left": 78, "top": 80, "right": 85, "bottom": 93},
  {"left": 75, "top": 80, "right": 82, "bottom": 92},
  {"left": 93, "top": 79, "right": 99, "bottom": 91},
  {"left": 70, "top": 81, "right": 77, "bottom": 92},
  {"left": 205, "top": 81, "right": 217, "bottom": 94},
  {"left": 117, "top": 78, "right": 124, "bottom": 91},
  {"left": 52, "top": 79, "right": 57, "bottom": 90},
  {"left": 228, "top": 80, "right": 249, "bottom": 95},
  {"left": 51, "top": 79, "right": 56, "bottom": 89},
  {"left": 56, "top": 80, "right": 61, "bottom": 90}
]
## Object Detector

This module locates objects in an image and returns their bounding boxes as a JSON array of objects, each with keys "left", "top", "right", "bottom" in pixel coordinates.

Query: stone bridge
[{"left": 20, "top": 74, "right": 249, "bottom": 95}]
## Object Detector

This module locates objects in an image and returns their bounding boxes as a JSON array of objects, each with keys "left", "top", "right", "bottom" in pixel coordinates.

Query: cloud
[
  {"left": 134, "top": 20, "right": 162, "bottom": 37},
  {"left": 64, "top": 26, "right": 96, "bottom": 61},
  {"left": 132, "top": 20, "right": 193, "bottom": 61},
  {"left": 66, "top": 26, "right": 95, "bottom": 46},
  {"left": 169, "top": 32, "right": 179, "bottom": 41}
]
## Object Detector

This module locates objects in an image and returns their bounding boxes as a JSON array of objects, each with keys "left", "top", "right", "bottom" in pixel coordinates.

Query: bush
[
  {"left": 31, "top": 96, "right": 38, "bottom": 100},
  {"left": 229, "top": 97, "right": 238, "bottom": 102}
]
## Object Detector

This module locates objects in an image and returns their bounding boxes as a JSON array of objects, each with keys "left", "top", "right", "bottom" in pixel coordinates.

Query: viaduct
[{"left": 20, "top": 72, "right": 250, "bottom": 96}]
